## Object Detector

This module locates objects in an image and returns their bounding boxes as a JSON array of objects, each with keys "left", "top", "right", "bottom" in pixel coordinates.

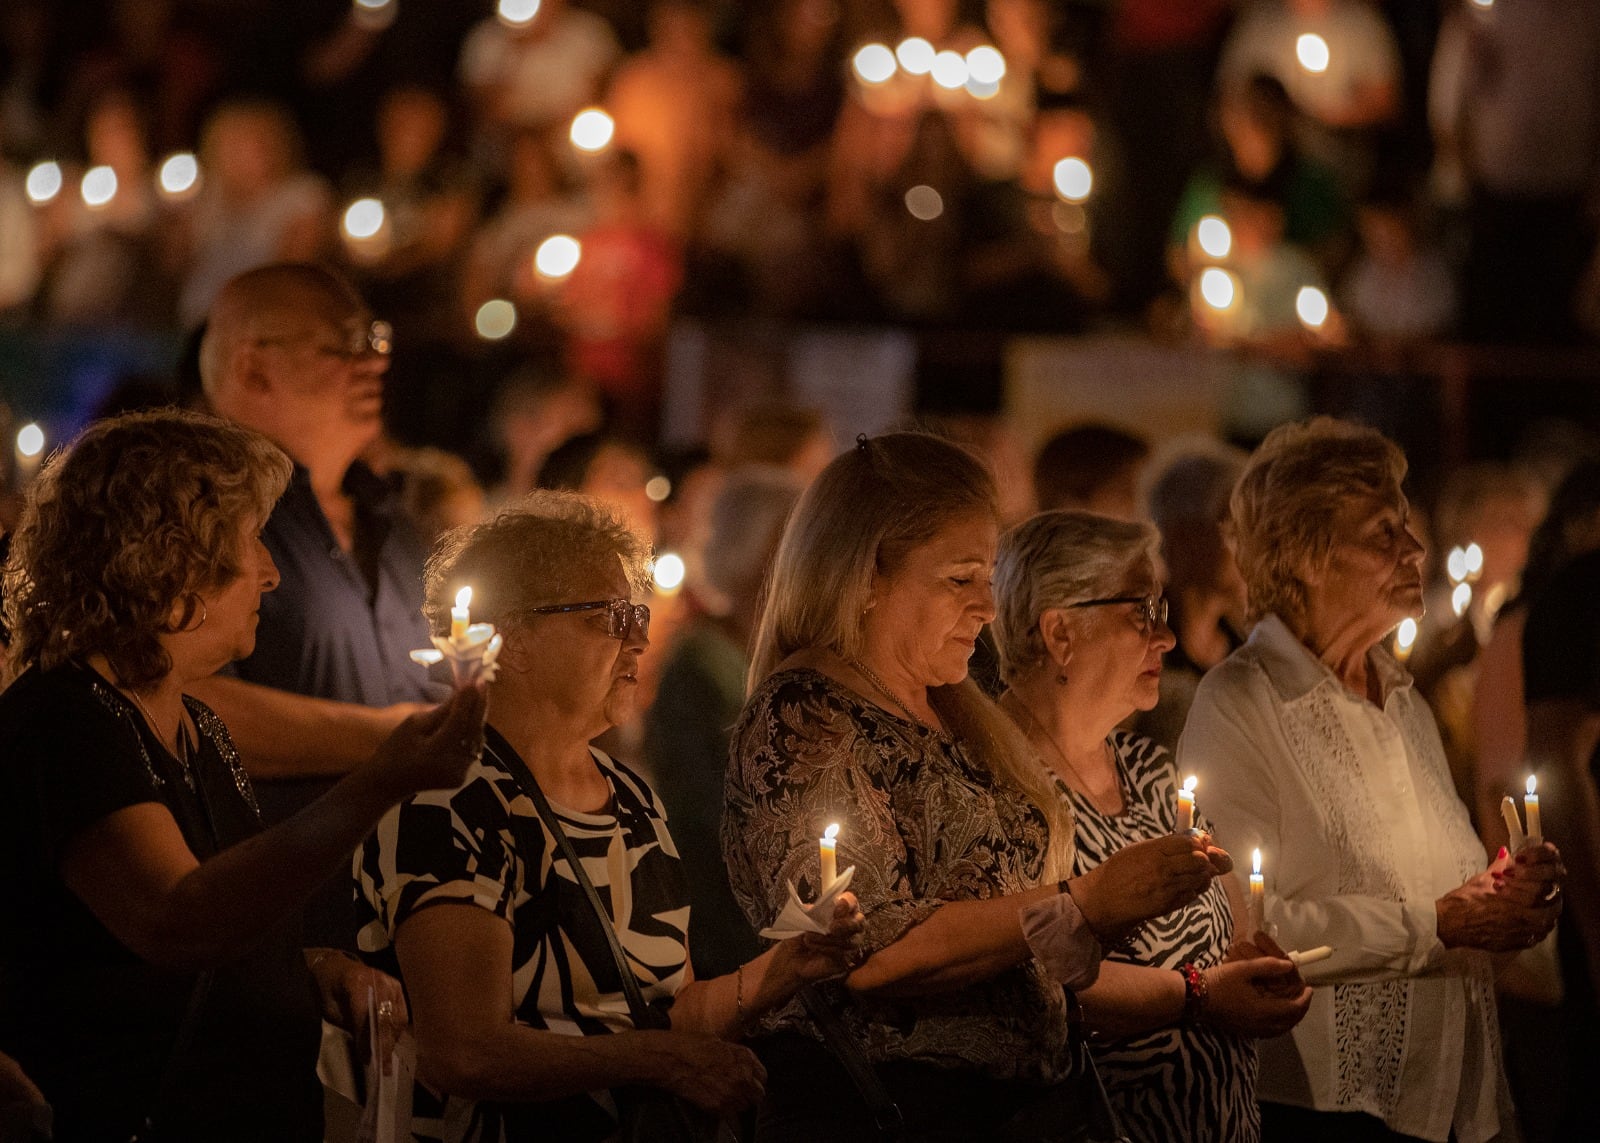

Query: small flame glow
[
  {"left": 497, "top": 0, "right": 541, "bottom": 28},
  {"left": 81, "top": 165, "right": 118, "bottom": 208},
  {"left": 824, "top": 823, "right": 840, "bottom": 841},
  {"left": 534, "top": 234, "right": 582, "bottom": 279},
  {"left": 569, "top": 108, "right": 614, "bottom": 153},
  {"left": 157, "top": 152, "right": 200, "bottom": 197},
  {"left": 1182, "top": 775, "right": 1198, "bottom": 794},
  {"left": 1452, "top": 582, "right": 1472, "bottom": 617},
  {"left": 1396, "top": 617, "right": 1418, "bottom": 650},
  {"left": 1526, "top": 774, "right": 1537, "bottom": 797},
  {"left": 965, "top": 45, "right": 1006, "bottom": 85},
  {"left": 1464, "top": 542, "right": 1484, "bottom": 578},
  {"left": 1199, "top": 267, "right": 1238, "bottom": 311},
  {"left": 455, "top": 586, "right": 473, "bottom": 611},
  {"left": 930, "top": 49, "right": 969, "bottom": 90},
  {"left": 343, "top": 197, "right": 386, "bottom": 239},
  {"left": 1446, "top": 546, "right": 1469, "bottom": 584},
  {"left": 1053, "top": 157, "right": 1093, "bottom": 203},
  {"left": 1252, "top": 848, "right": 1262, "bottom": 875},
  {"left": 25, "top": 161, "right": 62, "bottom": 204}
]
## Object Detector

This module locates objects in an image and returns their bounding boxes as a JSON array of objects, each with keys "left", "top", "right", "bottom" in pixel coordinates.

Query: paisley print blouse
[{"left": 723, "top": 668, "right": 1074, "bottom": 1083}]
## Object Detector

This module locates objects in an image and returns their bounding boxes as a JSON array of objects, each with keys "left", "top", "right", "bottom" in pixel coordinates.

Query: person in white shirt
[{"left": 1179, "top": 417, "right": 1562, "bottom": 1143}]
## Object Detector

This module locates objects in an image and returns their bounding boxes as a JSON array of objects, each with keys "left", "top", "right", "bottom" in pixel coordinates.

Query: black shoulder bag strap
[
  {"left": 798, "top": 986, "right": 906, "bottom": 1140},
  {"left": 485, "top": 741, "right": 664, "bottom": 1030}
]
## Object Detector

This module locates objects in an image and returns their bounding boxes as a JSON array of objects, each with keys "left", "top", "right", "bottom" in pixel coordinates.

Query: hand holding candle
[
  {"left": 411, "top": 584, "right": 504, "bottom": 687},
  {"left": 1500, "top": 794, "right": 1526, "bottom": 853},
  {"left": 1177, "top": 776, "right": 1198, "bottom": 834}
]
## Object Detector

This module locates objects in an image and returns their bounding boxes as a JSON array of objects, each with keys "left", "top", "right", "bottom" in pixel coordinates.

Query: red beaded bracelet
[{"left": 1178, "top": 961, "right": 1209, "bottom": 1025}]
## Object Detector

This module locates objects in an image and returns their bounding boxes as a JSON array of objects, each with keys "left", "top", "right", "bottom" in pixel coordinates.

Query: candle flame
[
  {"left": 1252, "top": 848, "right": 1262, "bottom": 874},
  {"left": 1182, "top": 775, "right": 1198, "bottom": 794},
  {"left": 1526, "top": 775, "right": 1537, "bottom": 796},
  {"left": 455, "top": 586, "right": 472, "bottom": 610},
  {"left": 1395, "top": 617, "right": 1418, "bottom": 651},
  {"left": 1451, "top": 582, "right": 1472, "bottom": 618},
  {"left": 824, "top": 823, "right": 840, "bottom": 841}
]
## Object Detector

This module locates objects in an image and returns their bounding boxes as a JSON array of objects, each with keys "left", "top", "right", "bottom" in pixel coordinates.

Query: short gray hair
[
  {"left": 1230, "top": 417, "right": 1407, "bottom": 626},
  {"left": 993, "top": 510, "right": 1161, "bottom": 684},
  {"left": 422, "top": 490, "right": 651, "bottom": 636}
]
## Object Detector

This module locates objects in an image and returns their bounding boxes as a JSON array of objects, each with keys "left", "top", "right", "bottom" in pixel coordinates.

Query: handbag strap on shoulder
[
  {"left": 487, "top": 741, "right": 662, "bottom": 1030},
  {"left": 799, "top": 986, "right": 905, "bottom": 1140}
]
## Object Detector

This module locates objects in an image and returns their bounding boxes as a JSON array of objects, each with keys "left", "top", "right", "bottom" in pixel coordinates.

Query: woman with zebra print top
[{"left": 993, "top": 510, "right": 1313, "bottom": 1143}]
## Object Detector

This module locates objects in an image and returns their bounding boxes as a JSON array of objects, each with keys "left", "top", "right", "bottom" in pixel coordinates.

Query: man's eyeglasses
[
  {"left": 1068, "top": 594, "right": 1169, "bottom": 634},
  {"left": 255, "top": 318, "right": 392, "bottom": 359},
  {"left": 512, "top": 598, "right": 651, "bottom": 640}
]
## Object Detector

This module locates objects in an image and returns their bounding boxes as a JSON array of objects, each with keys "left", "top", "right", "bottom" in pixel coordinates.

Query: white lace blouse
[{"left": 1178, "top": 616, "right": 1512, "bottom": 1143}]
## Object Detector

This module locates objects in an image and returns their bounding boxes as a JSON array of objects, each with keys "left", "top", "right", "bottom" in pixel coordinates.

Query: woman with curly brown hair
[{"left": 0, "top": 408, "right": 487, "bottom": 1143}]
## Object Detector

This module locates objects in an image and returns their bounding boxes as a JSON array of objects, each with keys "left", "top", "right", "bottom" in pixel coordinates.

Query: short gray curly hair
[
  {"left": 993, "top": 510, "right": 1161, "bottom": 684},
  {"left": 422, "top": 490, "right": 651, "bottom": 636}
]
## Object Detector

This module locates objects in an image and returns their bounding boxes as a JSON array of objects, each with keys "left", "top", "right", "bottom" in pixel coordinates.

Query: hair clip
[{"left": 856, "top": 433, "right": 870, "bottom": 451}]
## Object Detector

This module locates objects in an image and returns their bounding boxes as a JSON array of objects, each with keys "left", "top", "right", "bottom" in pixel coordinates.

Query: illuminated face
[
  {"left": 1312, "top": 493, "right": 1426, "bottom": 637},
  {"left": 190, "top": 516, "right": 280, "bottom": 671},
  {"left": 252, "top": 295, "right": 390, "bottom": 453},
  {"left": 1057, "top": 561, "right": 1176, "bottom": 721},
  {"left": 865, "top": 510, "right": 999, "bottom": 689}
]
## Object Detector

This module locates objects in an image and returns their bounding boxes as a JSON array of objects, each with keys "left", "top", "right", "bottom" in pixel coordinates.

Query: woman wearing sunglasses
[
  {"left": 991, "top": 510, "right": 1312, "bottom": 1143},
  {"left": 354, "top": 492, "right": 863, "bottom": 1143}
]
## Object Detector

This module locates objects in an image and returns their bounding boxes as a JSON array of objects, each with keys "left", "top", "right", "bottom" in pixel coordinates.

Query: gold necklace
[
  {"left": 125, "top": 687, "right": 190, "bottom": 765},
  {"left": 845, "top": 656, "right": 936, "bottom": 731}
]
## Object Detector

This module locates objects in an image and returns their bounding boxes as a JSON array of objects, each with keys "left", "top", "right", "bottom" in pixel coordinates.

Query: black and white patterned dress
[
  {"left": 355, "top": 726, "right": 690, "bottom": 1143},
  {"left": 1063, "top": 730, "right": 1259, "bottom": 1143}
]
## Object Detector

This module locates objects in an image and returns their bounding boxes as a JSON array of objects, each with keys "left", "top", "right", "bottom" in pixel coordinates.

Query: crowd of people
[
  {"left": 2, "top": 2, "right": 1600, "bottom": 1143},
  {"left": 3, "top": 0, "right": 1600, "bottom": 467}
]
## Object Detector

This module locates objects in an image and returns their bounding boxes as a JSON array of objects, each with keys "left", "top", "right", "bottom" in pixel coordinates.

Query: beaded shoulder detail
[
  {"left": 85, "top": 677, "right": 180, "bottom": 790},
  {"left": 186, "top": 698, "right": 262, "bottom": 820}
]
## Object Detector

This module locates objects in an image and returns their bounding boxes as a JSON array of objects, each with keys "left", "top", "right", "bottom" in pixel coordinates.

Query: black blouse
[{"left": 0, "top": 662, "right": 322, "bottom": 1143}]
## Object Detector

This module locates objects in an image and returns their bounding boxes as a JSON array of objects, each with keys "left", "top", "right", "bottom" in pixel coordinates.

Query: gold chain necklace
[
  {"left": 845, "top": 656, "right": 936, "bottom": 731},
  {"left": 125, "top": 687, "right": 191, "bottom": 767}
]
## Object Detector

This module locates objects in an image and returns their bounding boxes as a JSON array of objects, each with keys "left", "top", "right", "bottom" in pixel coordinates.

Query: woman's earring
[{"left": 1055, "top": 651, "right": 1073, "bottom": 686}]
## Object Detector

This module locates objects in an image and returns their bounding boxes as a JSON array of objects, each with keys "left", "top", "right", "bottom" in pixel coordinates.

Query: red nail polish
[{"left": 1497, "top": 847, "right": 1508, "bottom": 861}]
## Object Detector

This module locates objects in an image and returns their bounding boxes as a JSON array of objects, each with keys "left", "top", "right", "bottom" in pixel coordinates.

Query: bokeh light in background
[
  {"left": 904, "top": 185, "right": 943, "bottom": 221},
  {"left": 496, "top": 0, "right": 542, "bottom": 29},
  {"left": 534, "top": 234, "right": 582, "bottom": 279},
  {"left": 896, "top": 38, "right": 934, "bottom": 75},
  {"left": 652, "top": 552, "right": 686, "bottom": 593},
  {"left": 1196, "top": 215, "right": 1232, "bottom": 260},
  {"left": 80, "top": 166, "right": 118, "bottom": 208},
  {"left": 1199, "top": 267, "right": 1239, "bottom": 311},
  {"left": 157, "top": 153, "right": 200, "bottom": 198},
  {"left": 474, "top": 299, "right": 517, "bottom": 340},
  {"left": 342, "top": 198, "right": 386, "bottom": 240},
  {"left": 1296, "top": 33, "right": 1330, "bottom": 74},
  {"left": 852, "top": 44, "right": 896, "bottom": 85},
  {"left": 569, "top": 108, "right": 615, "bottom": 153},
  {"left": 1052, "top": 158, "right": 1092, "bottom": 204},
  {"left": 1295, "top": 286, "right": 1329, "bottom": 329},
  {"left": 930, "top": 50, "right": 969, "bottom": 90},
  {"left": 25, "top": 161, "right": 63, "bottom": 205},
  {"left": 15, "top": 423, "right": 45, "bottom": 459}
]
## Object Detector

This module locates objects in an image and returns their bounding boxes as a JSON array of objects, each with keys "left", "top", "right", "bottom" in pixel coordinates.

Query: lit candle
[
  {"left": 1394, "top": 617, "right": 1418, "bottom": 662},
  {"left": 820, "top": 823, "right": 840, "bottom": 888},
  {"left": 14, "top": 422, "right": 45, "bottom": 484},
  {"left": 1500, "top": 794, "right": 1525, "bottom": 853},
  {"left": 1249, "top": 848, "right": 1265, "bottom": 935},
  {"left": 1524, "top": 775, "right": 1541, "bottom": 844},
  {"left": 451, "top": 586, "right": 472, "bottom": 641},
  {"left": 1177, "top": 775, "right": 1198, "bottom": 833}
]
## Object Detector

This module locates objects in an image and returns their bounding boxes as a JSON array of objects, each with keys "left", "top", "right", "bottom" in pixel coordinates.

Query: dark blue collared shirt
[{"left": 230, "top": 461, "right": 441, "bottom": 708}]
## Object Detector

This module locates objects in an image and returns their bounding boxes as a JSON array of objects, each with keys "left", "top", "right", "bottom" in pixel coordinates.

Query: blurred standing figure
[
  {"left": 178, "top": 101, "right": 333, "bottom": 326},
  {"left": 1431, "top": 0, "right": 1600, "bottom": 344},
  {"left": 645, "top": 467, "right": 804, "bottom": 980},
  {"left": 608, "top": 0, "right": 742, "bottom": 240},
  {"left": 458, "top": 0, "right": 620, "bottom": 138},
  {"left": 1135, "top": 444, "right": 1249, "bottom": 753},
  {"left": 1032, "top": 423, "right": 1150, "bottom": 519}
]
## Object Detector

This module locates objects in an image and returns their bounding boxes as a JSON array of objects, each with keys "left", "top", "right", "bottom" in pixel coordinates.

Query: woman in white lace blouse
[{"left": 1179, "top": 418, "right": 1563, "bottom": 1143}]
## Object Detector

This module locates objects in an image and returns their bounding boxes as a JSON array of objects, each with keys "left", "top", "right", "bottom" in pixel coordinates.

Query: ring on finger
[{"left": 378, "top": 999, "right": 395, "bottom": 1019}]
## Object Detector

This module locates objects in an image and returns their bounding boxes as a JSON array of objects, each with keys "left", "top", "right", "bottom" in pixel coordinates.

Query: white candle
[
  {"left": 1287, "top": 945, "right": 1334, "bottom": 967},
  {"left": 820, "top": 823, "right": 840, "bottom": 889},
  {"left": 1500, "top": 794, "right": 1526, "bottom": 852},
  {"left": 1524, "top": 775, "right": 1542, "bottom": 844},
  {"left": 451, "top": 586, "right": 472, "bottom": 642},
  {"left": 1177, "top": 776, "right": 1198, "bottom": 833},
  {"left": 1249, "top": 848, "right": 1265, "bottom": 935}
]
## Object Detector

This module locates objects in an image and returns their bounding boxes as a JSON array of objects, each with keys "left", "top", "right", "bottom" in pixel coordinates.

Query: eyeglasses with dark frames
[
  {"left": 511, "top": 598, "right": 651, "bottom": 640},
  {"left": 1067, "top": 594, "right": 1169, "bottom": 634}
]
